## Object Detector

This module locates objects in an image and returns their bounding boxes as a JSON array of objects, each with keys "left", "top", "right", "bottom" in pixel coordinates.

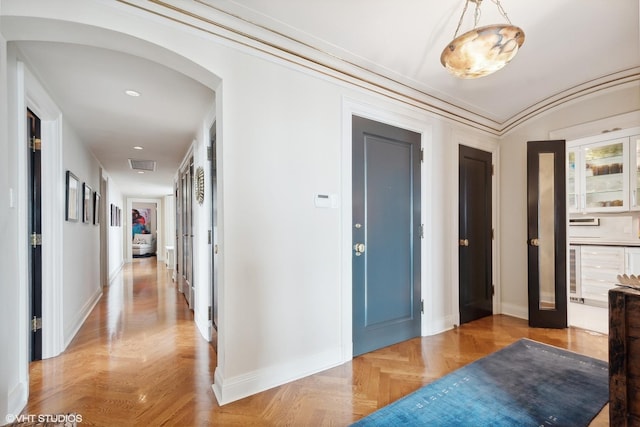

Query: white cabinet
[
  {"left": 629, "top": 134, "right": 640, "bottom": 210},
  {"left": 625, "top": 247, "right": 640, "bottom": 275},
  {"left": 568, "top": 138, "right": 628, "bottom": 213},
  {"left": 568, "top": 127, "right": 640, "bottom": 214},
  {"left": 579, "top": 246, "right": 624, "bottom": 306}
]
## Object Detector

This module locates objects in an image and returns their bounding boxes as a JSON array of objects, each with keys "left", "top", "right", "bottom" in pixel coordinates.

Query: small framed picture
[
  {"left": 65, "top": 171, "right": 79, "bottom": 222},
  {"left": 93, "top": 192, "right": 101, "bottom": 225},
  {"left": 83, "top": 183, "right": 92, "bottom": 224},
  {"left": 110, "top": 204, "right": 115, "bottom": 226}
]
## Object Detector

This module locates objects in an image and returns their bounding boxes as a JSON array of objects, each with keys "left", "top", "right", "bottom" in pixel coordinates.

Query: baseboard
[
  {"left": 7, "top": 380, "right": 27, "bottom": 421},
  {"left": 500, "top": 302, "right": 528, "bottom": 320},
  {"left": 212, "top": 347, "right": 343, "bottom": 406},
  {"left": 108, "top": 260, "right": 125, "bottom": 285},
  {"left": 423, "top": 314, "right": 454, "bottom": 336},
  {"left": 63, "top": 287, "right": 102, "bottom": 349},
  {"left": 195, "top": 312, "right": 211, "bottom": 343}
]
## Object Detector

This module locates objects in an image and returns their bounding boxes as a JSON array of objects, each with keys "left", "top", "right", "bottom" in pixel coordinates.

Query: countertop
[{"left": 569, "top": 237, "right": 640, "bottom": 247}]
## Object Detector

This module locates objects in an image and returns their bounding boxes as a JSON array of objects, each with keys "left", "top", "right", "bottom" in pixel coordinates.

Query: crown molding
[{"left": 118, "top": 0, "right": 639, "bottom": 137}]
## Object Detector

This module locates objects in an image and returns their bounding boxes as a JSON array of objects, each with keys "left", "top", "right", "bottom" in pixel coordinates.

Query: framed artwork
[
  {"left": 83, "top": 183, "right": 92, "bottom": 224},
  {"left": 93, "top": 192, "right": 101, "bottom": 225},
  {"left": 110, "top": 204, "right": 115, "bottom": 226},
  {"left": 65, "top": 171, "right": 79, "bottom": 222}
]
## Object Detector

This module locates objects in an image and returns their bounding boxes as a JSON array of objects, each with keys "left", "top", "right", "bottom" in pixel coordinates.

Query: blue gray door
[{"left": 352, "top": 116, "right": 421, "bottom": 357}]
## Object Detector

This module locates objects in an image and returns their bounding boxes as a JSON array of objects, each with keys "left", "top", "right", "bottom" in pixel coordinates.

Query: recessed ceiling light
[
  {"left": 125, "top": 90, "right": 141, "bottom": 97},
  {"left": 133, "top": 146, "right": 144, "bottom": 150},
  {"left": 137, "top": 171, "right": 145, "bottom": 174}
]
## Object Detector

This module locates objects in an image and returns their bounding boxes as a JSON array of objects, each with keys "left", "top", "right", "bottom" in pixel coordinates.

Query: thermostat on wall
[{"left": 314, "top": 193, "right": 338, "bottom": 208}]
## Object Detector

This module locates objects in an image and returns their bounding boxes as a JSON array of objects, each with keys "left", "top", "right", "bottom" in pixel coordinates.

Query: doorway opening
[{"left": 132, "top": 202, "right": 158, "bottom": 259}]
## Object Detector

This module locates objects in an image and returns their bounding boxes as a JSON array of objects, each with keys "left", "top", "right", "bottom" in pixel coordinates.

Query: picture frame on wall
[
  {"left": 110, "top": 204, "right": 115, "bottom": 226},
  {"left": 93, "top": 192, "right": 101, "bottom": 225},
  {"left": 83, "top": 183, "right": 92, "bottom": 224},
  {"left": 117, "top": 207, "right": 121, "bottom": 227},
  {"left": 65, "top": 171, "right": 79, "bottom": 222}
]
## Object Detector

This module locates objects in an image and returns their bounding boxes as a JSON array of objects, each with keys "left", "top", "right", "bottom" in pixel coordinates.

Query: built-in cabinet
[
  {"left": 568, "top": 128, "right": 640, "bottom": 213},
  {"left": 570, "top": 244, "right": 640, "bottom": 308}
]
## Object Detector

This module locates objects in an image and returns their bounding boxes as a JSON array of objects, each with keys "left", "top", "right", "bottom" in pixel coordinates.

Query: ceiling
[
  {"left": 10, "top": 0, "right": 640, "bottom": 197},
  {"left": 203, "top": 0, "right": 639, "bottom": 125},
  {"left": 16, "top": 41, "right": 215, "bottom": 198}
]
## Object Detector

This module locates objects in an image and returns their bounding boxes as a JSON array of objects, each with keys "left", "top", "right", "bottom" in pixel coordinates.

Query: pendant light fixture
[{"left": 441, "top": 0, "right": 525, "bottom": 79}]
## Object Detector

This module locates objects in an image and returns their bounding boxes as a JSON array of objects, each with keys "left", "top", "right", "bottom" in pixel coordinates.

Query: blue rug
[{"left": 352, "top": 339, "right": 608, "bottom": 427}]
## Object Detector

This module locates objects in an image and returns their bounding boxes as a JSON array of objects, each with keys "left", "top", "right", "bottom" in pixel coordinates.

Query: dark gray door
[
  {"left": 527, "top": 140, "right": 567, "bottom": 328},
  {"left": 27, "top": 109, "right": 42, "bottom": 361},
  {"left": 459, "top": 145, "right": 493, "bottom": 324},
  {"left": 352, "top": 115, "right": 421, "bottom": 357}
]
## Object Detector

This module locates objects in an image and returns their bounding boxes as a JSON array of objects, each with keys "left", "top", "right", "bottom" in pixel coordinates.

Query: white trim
[
  {"left": 340, "top": 96, "right": 435, "bottom": 363},
  {"left": 126, "top": 197, "right": 164, "bottom": 262},
  {"left": 500, "top": 302, "right": 528, "bottom": 320},
  {"left": 15, "top": 60, "right": 29, "bottom": 405},
  {"left": 213, "top": 346, "right": 342, "bottom": 405},
  {"left": 108, "top": 260, "right": 126, "bottom": 284},
  {"left": 63, "top": 287, "right": 102, "bottom": 349},
  {"left": 7, "top": 382, "right": 27, "bottom": 421},
  {"left": 550, "top": 111, "right": 640, "bottom": 141},
  {"left": 24, "top": 64, "right": 66, "bottom": 358}
]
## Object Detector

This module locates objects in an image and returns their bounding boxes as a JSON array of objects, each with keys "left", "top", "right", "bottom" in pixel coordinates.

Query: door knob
[
  {"left": 529, "top": 238, "right": 540, "bottom": 247},
  {"left": 459, "top": 239, "right": 469, "bottom": 247},
  {"left": 354, "top": 243, "right": 365, "bottom": 256}
]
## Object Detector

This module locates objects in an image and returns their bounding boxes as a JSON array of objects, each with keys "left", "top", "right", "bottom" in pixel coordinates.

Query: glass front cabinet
[
  {"left": 631, "top": 134, "right": 640, "bottom": 210},
  {"left": 568, "top": 128, "right": 640, "bottom": 214}
]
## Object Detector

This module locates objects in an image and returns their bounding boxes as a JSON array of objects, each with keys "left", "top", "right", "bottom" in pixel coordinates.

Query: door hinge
[
  {"left": 492, "top": 284, "right": 495, "bottom": 296},
  {"left": 30, "top": 137, "right": 41, "bottom": 152},
  {"left": 207, "top": 146, "right": 213, "bottom": 161},
  {"left": 32, "top": 316, "right": 42, "bottom": 332},
  {"left": 30, "top": 233, "right": 42, "bottom": 248},
  {"left": 419, "top": 224, "right": 424, "bottom": 239},
  {"left": 420, "top": 299, "right": 424, "bottom": 314},
  {"left": 208, "top": 306, "right": 212, "bottom": 321},
  {"left": 491, "top": 228, "right": 495, "bottom": 240},
  {"left": 491, "top": 164, "right": 495, "bottom": 176},
  {"left": 420, "top": 148, "right": 424, "bottom": 163},
  {"left": 208, "top": 230, "right": 212, "bottom": 245}
]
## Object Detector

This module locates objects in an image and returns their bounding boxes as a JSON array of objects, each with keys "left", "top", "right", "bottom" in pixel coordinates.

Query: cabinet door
[
  {"left": 625, "top": 247, "right": 640, "bottom": 275},
  {"left": 629, "top": 135, "right": 640, "bottom": 210},
  {"left": 567, "top": 148, "right": 581, "bottom": 213},
  {"left": 584, "top": 138, "right": 628, "bottom": 212},
  {"left": 581, "top": 246, "right": 624, "bottom": 305}
]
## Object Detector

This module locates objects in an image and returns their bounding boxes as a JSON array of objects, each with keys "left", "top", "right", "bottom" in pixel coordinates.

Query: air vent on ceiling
[{"left": 128, "top": 159, "right": 156, "bottom": 172}]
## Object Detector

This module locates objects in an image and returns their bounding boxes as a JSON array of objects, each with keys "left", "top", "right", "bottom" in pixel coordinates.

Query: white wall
[
  {"left": 0, "top": 27, "right": 22, "bottom": 420},
  {"left": 0, "top": 0, "right": 493, "bottom": 409},
  {"left": 499, "top": 85, "right": 640, "bottom": 319},
  {"left": 106, "top": 173, "right": 124, "bottom": 282},
  {"left": 61, "top": 121, "right": 103, "bottom": 346},
  {"left": 2, "top": 0, "right": 633, "bottom": 416}
]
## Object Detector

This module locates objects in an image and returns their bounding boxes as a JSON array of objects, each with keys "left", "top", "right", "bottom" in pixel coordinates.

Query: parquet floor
[{"left": 21, "top": 258, "right": 609, "bottom": 426}]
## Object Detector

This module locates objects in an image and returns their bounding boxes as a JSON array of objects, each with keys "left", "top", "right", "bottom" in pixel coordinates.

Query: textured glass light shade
[{"left": 441, "top": 24, "right": 525, "bottom": 79}]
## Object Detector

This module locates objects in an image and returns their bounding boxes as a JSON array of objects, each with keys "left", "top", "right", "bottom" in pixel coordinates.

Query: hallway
[
  {"left": 24, "top": 258, "right": 216, "bottom": 425},
  {"left": 22, "top": 259, "right": 609, "bottom": 425}
]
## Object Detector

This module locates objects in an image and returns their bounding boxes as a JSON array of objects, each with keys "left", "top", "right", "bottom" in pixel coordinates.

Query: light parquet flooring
[{"left": 21, "top": 259, "right": 609, "bottom": 426}]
